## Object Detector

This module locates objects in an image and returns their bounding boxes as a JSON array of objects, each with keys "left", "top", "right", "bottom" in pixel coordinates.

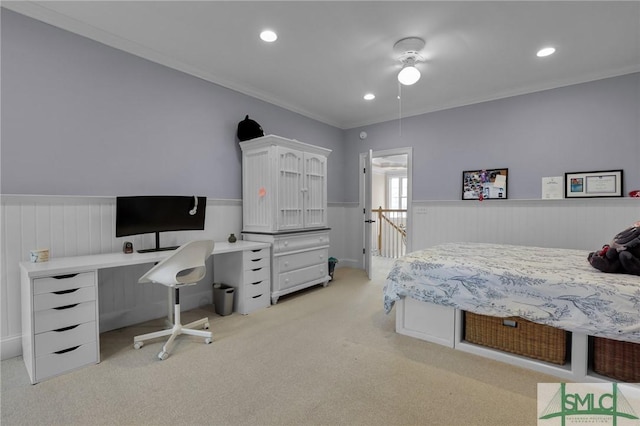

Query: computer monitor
[{"left": 115, "top": 195, "right": 206, "bottom": 252}]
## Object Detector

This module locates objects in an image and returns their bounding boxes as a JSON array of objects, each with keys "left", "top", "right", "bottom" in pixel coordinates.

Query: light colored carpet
[{"left": 1, "top": 265, "right": 557, "bottom": 425}]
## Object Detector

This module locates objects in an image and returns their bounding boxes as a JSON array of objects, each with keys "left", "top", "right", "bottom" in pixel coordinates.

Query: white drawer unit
[
  {"left": 21, "top": 271, "right": 100, "bottom": 384},
  {"left": 243, "top": 230, "right": 331, "bottom": 304},
  {"left": 214, "top": 246, "right": 271, "bottom": 315}
]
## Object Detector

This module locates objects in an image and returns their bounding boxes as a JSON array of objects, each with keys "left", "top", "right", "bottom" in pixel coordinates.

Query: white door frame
[{"left": 359, "top": 147, "right": 413, "bottom": 274}]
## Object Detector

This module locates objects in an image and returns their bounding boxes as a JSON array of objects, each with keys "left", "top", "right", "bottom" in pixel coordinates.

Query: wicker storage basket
[
  {"left": 593, "top": 337, "right": 640, "bottom": 382},
  {"left": 464, "top": 312, "right": 567, "bottom": 365}
]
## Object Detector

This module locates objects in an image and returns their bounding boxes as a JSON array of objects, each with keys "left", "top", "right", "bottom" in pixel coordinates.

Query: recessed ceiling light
[
  {"left": 537, "top": 47, "right": 556, "bottom": 57},
  {"left": 363, "top": 93, "right": 375, "bottom": 100},
  {"left": 260, "top": 30, "right": 277, "bottom": 42}
]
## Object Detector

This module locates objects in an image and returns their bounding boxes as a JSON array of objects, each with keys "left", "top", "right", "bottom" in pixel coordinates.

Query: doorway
[{"left": 360, "top": 148, "right": 412, "bottom": 279}]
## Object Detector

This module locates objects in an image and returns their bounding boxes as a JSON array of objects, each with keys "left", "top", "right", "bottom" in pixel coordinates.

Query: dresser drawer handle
[
  {"left": 252, "top": 294, "right": 263, "bottom": 299},
  {"left": 251, "top": 258, "right": 262, "bottom": 262},
  {"left": 52, "top": 273, "right": 79, "bottom": 280},
  {"left": 251, "top": 249, "right": 262, "bottom": 253},
  {"left": 251, "top": 268, "right": 262, "bottom": 272},
  {"left": 53, "top": 288, "right": 79, "bottom": 295},
  {"left": 251, "top": 281, "right": 263, "bottom": 286},
  {"left": 54, "top": 324, "right": 79, "bottom": 332},
  {"left": 54, "top": 345, "right": 80, "bottom": 355},
  {"left": 54, "top": 303, "right": 79, "bottom": 310}
]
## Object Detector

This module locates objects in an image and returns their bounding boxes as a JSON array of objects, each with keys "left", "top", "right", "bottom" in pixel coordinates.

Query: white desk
[{"left": 20, "top": 240, "right": 270, "bottom": 384}]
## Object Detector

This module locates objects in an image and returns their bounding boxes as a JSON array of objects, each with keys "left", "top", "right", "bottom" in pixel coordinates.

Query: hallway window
[{"left": 388, "top": 175, "right": 407, "bottom": 210}]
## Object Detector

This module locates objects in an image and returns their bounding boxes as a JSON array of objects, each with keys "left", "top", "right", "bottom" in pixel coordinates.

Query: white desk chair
[{"left": 133, "top": 240, "right": 214, "bottom": 360}]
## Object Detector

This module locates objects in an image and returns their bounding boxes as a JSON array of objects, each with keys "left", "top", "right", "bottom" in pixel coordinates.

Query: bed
[{"left": 383, "top": 242, "right": 640, "bottom": 343}]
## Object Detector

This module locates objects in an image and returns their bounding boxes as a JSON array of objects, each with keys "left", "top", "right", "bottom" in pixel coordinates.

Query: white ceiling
[
  {"left": 4, "top": 1, "right": 640, "bottom": 129},
  {"left": 372, "top": 154, "right": 407, "bottom": 172}
]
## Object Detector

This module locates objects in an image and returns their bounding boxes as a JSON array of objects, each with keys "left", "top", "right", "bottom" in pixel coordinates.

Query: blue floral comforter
[{"left": 383, "top": 242, "right": 640, "bottom": 342}]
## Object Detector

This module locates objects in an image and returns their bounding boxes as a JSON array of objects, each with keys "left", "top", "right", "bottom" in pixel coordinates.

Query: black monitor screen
[{"left": 116, "top": 195, "right": 206, "bottom": 240}]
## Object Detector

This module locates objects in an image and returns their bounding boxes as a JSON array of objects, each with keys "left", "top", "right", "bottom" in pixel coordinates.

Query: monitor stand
[{"left": 137, "top": 232, "right": 179, "bottom": 253}]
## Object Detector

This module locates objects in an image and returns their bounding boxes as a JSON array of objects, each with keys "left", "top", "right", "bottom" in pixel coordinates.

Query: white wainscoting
[
  {"left": 411, "top": 198, "right": 639, "bottom": 251},
  {"left": 328, "top": 202, "right": 361, "bottom": 270},
  {"left": 5, "top": 196, "right": 632, "bottom": 360},
  {"left": 0, "top": 196, "right": 356, "bottom": 360}
]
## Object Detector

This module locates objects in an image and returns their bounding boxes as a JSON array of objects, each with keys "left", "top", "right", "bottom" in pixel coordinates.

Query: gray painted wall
[
  {"left": 1, "top": 9, "right": 344, "bottom": 201},
  {"left": 2, "top": 9, "right": 638, "bottom": 205},
  {"left": 345, "top": 73, "right": 640, "bottom": 201}
]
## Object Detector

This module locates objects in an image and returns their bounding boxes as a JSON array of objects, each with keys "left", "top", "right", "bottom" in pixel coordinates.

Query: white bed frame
[{"left": 395, "top": 297, "right": 628, "bottom": 383}]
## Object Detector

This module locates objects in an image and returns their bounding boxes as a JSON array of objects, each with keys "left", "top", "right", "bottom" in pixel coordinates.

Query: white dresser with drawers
[
  {"left": 240, "top": 135, "right": 332, "bottom": 303},
  {"left": 242, "top": 230, "right": 330, "bottom": 304},
  {"left": 20, "top": 271, "right": 100, "bottom": 384}
]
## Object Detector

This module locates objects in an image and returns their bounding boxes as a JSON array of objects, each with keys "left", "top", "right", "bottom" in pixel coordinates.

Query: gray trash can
[{"left": 213, "top": 283, "right": 235, "bottom": 316}]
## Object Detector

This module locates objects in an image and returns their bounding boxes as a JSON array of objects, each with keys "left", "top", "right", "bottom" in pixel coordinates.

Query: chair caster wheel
[
  {"left": 133, "top": 341, "right": 143, "bottom": 350},
  {"left": 205, "top": 338, "right": 212, "bottom": 344},
  {"left": 158, "top": 351, "right": 169, "bottom": 360}
]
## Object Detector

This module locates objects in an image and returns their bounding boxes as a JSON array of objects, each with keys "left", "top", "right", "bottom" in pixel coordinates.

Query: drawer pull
[
  {"left": 54, "top": 324, "right": 79, "bottom": 332},
  {"left": 54, "top": 303, "right": 79, "bottom": 310},
  {"left": 52, "top": 274, "right": 79, "bottom": 280},
  {"left": 251, "top": 268, "right": 262, "bottom": 272},
  {"left": 54, "top": 345, "right": 80, "bottom": 355},
  {"left": 53, "top": 288, "right": 79, "bottom": 295},
  {"left": 251, "top": 249, "right": 262, "bottom": 252},
  {"left": 251, "top": 281, "right": 263, "bottom": 286},
  {"left": 252, "top": 294, "right": 263, "bottom": 299},
  {"left": 251, "top": 258, "right": 262, "bottom": 263}
]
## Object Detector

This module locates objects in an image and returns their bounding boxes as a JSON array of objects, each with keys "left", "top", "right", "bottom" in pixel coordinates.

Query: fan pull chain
[{"left": 398, "top": 81, "right": 402, "bottom": 137}]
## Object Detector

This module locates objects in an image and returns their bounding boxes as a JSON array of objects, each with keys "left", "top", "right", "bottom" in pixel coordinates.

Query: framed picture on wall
[
  {"left": 564, "top": 170, "right": 623, "bottom": 198},
  {"left": 462, "top": 168, "right": 508, "bottom": 200}
]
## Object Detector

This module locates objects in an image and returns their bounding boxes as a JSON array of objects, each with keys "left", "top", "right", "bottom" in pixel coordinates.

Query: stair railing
[{"left": 374, "top": 207, "right": 407, "bottom": 258}]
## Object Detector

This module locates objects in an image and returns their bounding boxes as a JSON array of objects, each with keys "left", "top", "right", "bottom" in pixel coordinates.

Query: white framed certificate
[{"left": 542, "top": 176, "right": 563, "bottom": 199}]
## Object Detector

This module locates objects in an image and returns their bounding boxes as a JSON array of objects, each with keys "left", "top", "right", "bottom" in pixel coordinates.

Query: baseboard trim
[{"left": 1, "top": 335, "right": 22, "bottom": 361}]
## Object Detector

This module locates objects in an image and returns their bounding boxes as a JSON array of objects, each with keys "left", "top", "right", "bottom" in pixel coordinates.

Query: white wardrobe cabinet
[
  {"left": 240, "top": 135, "right": 330, "bottom": 233},
  {"left": 241, "top": 135, "right": 332, "bottom": 303}
]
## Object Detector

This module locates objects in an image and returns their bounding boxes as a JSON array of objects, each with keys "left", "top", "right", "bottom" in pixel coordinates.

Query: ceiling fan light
[
  {"left": 537, "top": 47, "right": 555, "bottom": 57},
  {"left": 260, "top": 30, "right": 277, "bottom": 42},
  {"left": 398, "top": 65, "right": 421, "bottom": 85}
]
